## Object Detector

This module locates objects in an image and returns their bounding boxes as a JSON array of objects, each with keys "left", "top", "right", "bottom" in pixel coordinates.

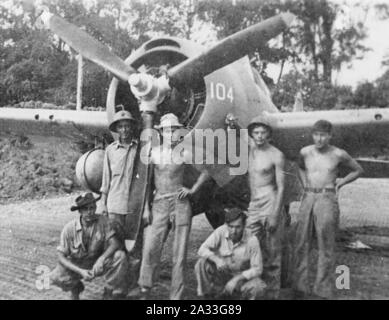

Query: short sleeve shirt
[{"left": 57, "top": 215, "right": 116, "bottom": 264}]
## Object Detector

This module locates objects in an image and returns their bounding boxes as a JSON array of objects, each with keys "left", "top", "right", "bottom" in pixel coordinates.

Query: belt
[{"left": 304, "top": 187, "right": 335, "bottom": 193}]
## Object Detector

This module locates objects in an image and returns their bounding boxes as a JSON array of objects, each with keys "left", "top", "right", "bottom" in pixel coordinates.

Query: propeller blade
[
  {"left": 168, "top": 12, "right": 295, "bottom": 87},
  {"left": 38, "top": 11, "right": 136, "bottom": 82}
]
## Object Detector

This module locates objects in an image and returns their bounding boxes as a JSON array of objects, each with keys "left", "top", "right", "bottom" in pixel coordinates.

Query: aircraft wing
[
  {"left": 0, "top": 107, "right": 111, "bottom": 141},
  {"left": 265, "top": 108, "right": 389, "bottom": 178}
]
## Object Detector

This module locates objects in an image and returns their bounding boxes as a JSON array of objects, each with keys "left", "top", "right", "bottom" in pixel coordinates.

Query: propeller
[
  {"left": 35, "top": 6, "right": 294, "bottom": 110},
  {"left": 37, "top": 11, "right": 137, "bottom": 82},
  {"left": 168, "top": 13, "right": 295, "bottom": 88}
]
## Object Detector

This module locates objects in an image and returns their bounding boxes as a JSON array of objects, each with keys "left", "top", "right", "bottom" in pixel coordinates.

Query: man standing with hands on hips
[{"left": 293, "top": 120, "right": 363, "bottom": 299}]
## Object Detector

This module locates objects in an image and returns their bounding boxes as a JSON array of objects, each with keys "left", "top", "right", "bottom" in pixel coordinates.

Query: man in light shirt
[{"left": 195, "top": 208, "right": 266, "bottom": 300}]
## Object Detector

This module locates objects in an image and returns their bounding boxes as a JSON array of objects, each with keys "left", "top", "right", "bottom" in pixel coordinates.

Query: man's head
[
  {"left": 71, "top": 193, "right": 99, "bottom": 224},
  {"left": 109, "top": 108, "right": 136, "bottom": 142},
  {"left": 157, "top": 113, "right": 184, "bottom": 147},
  {"left": 224, "top": 208, "right": 247, "bottom": 243},
  {"left": 312, "top": 119, "right": 332, "bottom": 150},
  {"left": 247, "top": 117, "right": 272, "bottom": 147}
]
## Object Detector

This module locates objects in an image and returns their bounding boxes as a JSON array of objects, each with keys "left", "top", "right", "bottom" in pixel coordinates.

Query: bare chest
[{"left": 305, "top": 153, "right": 339, "bottom": 175}]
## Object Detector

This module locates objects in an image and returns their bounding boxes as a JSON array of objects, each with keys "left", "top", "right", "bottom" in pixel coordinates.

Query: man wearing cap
[
  {"left": 100, "top": 107, "right": 138, "bottom": 242},
  {"left": 137, "top": 113, "right": 209, "bottom": 300},
  {"left": 50, "top": 193, "right": 130, "bottom": 300},
  {"left": 195, "top": 208, "right": 266, "bottom": 300},
  {"left": 293, "top": 120, "right": 363, "bottom": 299},
  {"left": 246, "top": 116, "right": 286, "bottom": 299}
]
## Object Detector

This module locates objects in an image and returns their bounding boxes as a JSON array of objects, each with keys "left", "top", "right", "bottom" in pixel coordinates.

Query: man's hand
[
  {"left": 213, "top": 257, "right": 229, "bottom": 273},
  {"left": 142, "top": 208, "right": 152, "bottom": 226},
  {"left": 79, "top": 269, "right": 94, "bottom": 281},
  {"left": 335, "top": 178, "right": 345, "bottom": 193},
  {"left": 223, "top": 275, "right": 244, "bottom": 296},
  {"left": 100, "top": 203, "right": 108, "bottom": 217},
  {"left": 266, "top": 214, "right": 278, "bottom": 233},
  {"left": 92, "top": 257, "right": 106, "bottom": 276},
  {"left": 178, "top": 187, "right": 194, "bottom": 199}
]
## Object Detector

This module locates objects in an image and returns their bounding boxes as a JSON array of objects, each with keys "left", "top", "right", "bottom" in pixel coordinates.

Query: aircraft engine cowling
[{"left": 75, "top": 148, "right": 105, "bottom": 193}]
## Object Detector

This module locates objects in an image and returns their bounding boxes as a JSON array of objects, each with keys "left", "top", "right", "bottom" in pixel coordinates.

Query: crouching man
[
  {"left": 50, "top": 193, "right": 130, "bottom": 300},
  {"left": 195, "top": 208, "right": 266, "bottom": 300}
]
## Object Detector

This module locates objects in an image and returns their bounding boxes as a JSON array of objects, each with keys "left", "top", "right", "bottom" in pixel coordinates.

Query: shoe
[{"left": 127, "top": 286, "right": 150, "bottom": 300}]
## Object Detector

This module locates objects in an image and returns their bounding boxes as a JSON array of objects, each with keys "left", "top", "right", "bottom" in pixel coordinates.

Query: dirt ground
[
  {"left": 1, "top": 178, "right": 389, "bottom": 300},
  {"left": 0, "top": 135, "right": 388, "bottom": 300}
]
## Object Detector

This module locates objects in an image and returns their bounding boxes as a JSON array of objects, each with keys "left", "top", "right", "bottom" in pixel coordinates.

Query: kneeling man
[
  {"left": 50, "top": 193, "right": 130, "bottom": 300},
  {"left": 195, "top": 208, "right": 266, "bottom": 300}
]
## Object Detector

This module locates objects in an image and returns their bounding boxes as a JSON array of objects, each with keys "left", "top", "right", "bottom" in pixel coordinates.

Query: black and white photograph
[{"left": 0, "top": 0, "right": 389, "bottom": 302}]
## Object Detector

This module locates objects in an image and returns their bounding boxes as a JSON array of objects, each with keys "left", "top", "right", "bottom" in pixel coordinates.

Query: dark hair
[
  {"left": 247, "top": 122, "right": 272, "bottom": 138},
  {"left": 312, "top": 120, "right": 332, "bottom": 134}
]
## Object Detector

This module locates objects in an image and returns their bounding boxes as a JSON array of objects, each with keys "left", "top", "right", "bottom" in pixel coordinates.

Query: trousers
[
  {"left": 293, "top": 191, "right": 340, "bottom": 298},
  {"left": 247, "top": 187, "right": 284, "bottom": 299},
  {"left": 138, "top": 195, "right": 192, "bottom": 300},
  {"left": 50, "top": 250, "right": 130, "bottom": 295},
  {"left": 194, "top": 258, "right": 266, "bottom": 300}
]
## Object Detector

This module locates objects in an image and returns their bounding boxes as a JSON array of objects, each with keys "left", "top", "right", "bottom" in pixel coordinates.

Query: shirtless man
[
  {"left": 246, "top": 116, "right": 286, "bottom": 299},
  {"left": 293, "top": 120, "right": 363, "bottom": 299},
  {"left": 137, "top": 113, "right": 209, "bottom": 300}
]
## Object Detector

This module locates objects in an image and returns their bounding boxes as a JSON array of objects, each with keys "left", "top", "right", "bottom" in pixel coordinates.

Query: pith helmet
[
  {"left": 109, "top": 110, "right": 136, "bottom": 132},
  {"left": 247, "top": 115, "right": 272, "bottom": 137},
  {"left": 155, "top": 113, "right": 184, "bottom": 130}
]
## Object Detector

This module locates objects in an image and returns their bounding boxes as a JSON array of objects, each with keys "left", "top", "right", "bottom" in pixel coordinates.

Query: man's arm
[
  {"left": 272, "top": 151, "right": 285, "bottom": 219},
  {"left": 336, "top": 150, "right": 364, "bottom": 192},
  {"left": 178, "top": 168, "right": 210, "bottom": 199},
  {"left": 198, "top": 228, "right": 228, "bottom": 270},
  {"left": 224, "top": 236, "right": 263, "bottom": 295},
  {"left": 297, "top": 149, "right": 307, "bottom": 187},
  {"left": 99, "top": 149, "right": 111, "bottom": 214},
  {"left": 58, "top": 252, "right": 94, "bottom": 280},
  {"left": 92, "top": 236, "right": 121, "bottom": 276}
]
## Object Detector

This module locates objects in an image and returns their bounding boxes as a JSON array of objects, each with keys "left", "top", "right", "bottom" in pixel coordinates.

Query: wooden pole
[{"left": 76, "top": 54, "right": 84, "bottom": 111}]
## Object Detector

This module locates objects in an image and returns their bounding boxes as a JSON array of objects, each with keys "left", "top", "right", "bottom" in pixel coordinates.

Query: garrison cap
[{"left": 224, "top": 207, "right": 247, "bottom": 223}]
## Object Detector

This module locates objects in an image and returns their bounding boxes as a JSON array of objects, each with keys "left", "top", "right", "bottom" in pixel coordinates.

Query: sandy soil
[{"left": 1, "top": 179, "right": 389, "bottom": 300}]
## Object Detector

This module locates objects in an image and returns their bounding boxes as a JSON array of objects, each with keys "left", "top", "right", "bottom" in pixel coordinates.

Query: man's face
[
  {"left": 227, "top": 217, "right": 245, "bottom": 243},
  {"left": 116, "top": 120, "right": 133, "bottom": 141},
  {"left": 251, "top": 126, "right": 271, "bottom": 146},
  {"left": 312, "top": 130, "right": 331, "bottom": 150},
  {"left": 79, "top": 203, "right": 97, "bottom": 224},
  {"left": 161, "top": 126, "right": 181, "bottom": 146}
]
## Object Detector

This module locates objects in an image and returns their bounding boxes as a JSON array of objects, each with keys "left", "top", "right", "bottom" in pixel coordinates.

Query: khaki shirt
[
  {"left": 57, "top": 216, "right": 115, "bottom": 265},
  {"left": 198, "top": 225, "right": 263, "bottom": 280},
  {"left": 100, "top": 139, "right": 138, "bottom": 214}
]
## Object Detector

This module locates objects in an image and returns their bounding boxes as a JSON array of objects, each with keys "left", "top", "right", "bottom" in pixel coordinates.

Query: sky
[
  {"left": 266, "top": 0, "right": 389, "bottom": 88},
  {"left": 4, "top": 0, "right": 389, "bottom": 88}
]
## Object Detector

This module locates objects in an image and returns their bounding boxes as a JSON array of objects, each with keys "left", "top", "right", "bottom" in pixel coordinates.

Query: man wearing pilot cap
[
  {"left": 50, "top": 193, "right": 130, "bottom": 299},
  {"left": 194, "top": 207, "right": 266, "bottom": 300}
]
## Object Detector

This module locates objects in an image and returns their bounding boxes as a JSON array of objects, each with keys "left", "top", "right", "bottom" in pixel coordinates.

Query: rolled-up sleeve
[
  {"left": 241, "top": 236, "right": 263, "bottom": 280},
  {"left": 198, "top": 228, "right": 222, "bottom": 259},
  {"left": 100, "top": 148, "right": 111, "bottom": 195},
  {"left": 56, "top": 227, "right": 70, "bottom": 256}
]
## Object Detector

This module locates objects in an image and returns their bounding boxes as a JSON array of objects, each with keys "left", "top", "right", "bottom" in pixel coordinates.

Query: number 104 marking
[{"left": 210, "top": 82, "right": 234, "bottom": 103}]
